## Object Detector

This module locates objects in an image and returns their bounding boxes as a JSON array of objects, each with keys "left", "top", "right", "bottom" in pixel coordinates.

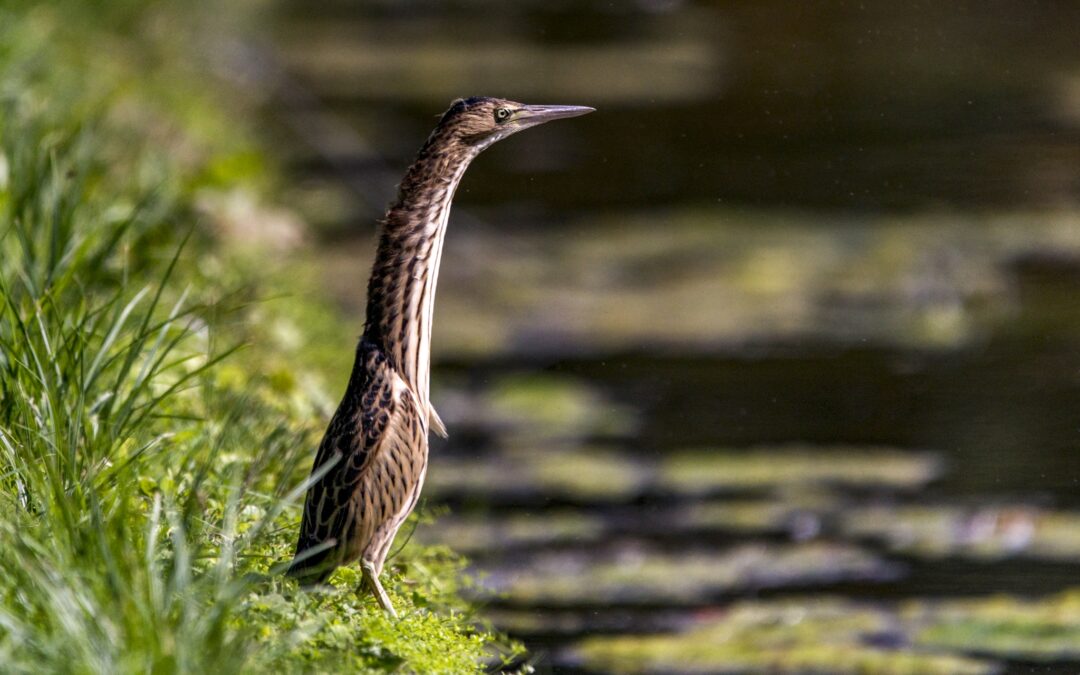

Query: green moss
[{"left": 234, "top": 545, "right": 505, "bottom": 673}]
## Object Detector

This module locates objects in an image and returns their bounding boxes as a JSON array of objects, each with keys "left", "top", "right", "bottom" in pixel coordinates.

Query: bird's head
[{"left": 437, "top": 96, "right": 594, "bottom": 151}]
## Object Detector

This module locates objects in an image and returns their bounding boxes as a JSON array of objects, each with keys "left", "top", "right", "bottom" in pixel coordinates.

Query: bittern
[{"left": 287, "top": 97, "right": 593, "bottom": 616}]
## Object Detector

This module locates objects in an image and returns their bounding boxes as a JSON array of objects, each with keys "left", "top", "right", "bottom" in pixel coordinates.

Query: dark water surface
[
  {"left": 269, "top": 1, "right": 1080, "bottom": 671},
  {"left": 275, "top": 0, "right": 1080, "bottom": 216},
  {"left": 429, "top": 340, "right": 1080, "bottom": 672},
  {"left": 556, "top": 341, "right": 1080, "bottom": 502}
]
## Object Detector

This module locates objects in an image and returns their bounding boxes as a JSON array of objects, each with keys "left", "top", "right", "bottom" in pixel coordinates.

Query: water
[
  {"left": 560, "top": 343, "right": 1080, "bottom": 501},
  {"left": 274, "top": 1, "right": 1080, "bottom": 214},
  {"left": 267, "top": 1, "right": 1080, "bottom": 671},
  {"left": 428, "top": 338, "right": 1080, "bottom": 670}
]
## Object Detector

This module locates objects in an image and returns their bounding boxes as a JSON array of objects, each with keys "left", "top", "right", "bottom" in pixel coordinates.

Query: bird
[{"left": 286, "top": 97, "right": 594, "bottom": 616}]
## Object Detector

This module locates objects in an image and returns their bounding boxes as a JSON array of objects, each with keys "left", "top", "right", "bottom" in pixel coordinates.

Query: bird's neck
[{"left": 362, "top": 141, "right": 476, "bottom": 409}]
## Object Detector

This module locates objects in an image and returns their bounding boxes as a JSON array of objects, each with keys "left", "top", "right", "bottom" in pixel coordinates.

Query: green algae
[
  {"left": 908, "top": 590, "right": 1080, "bottom": 660},
  {"left": 421, "top": 494, "right": 836, "bottom": 554},
  {"left": 317, "top": 207, "right": 1080, "bottom": 358},
  {"left": 479, "top": 373, "right": 637, "bottom": 441},
  {"left": 429, "top": 445, "right": 940, "bottom": 504},
  {"left": 486, "top": 543, "right": 896, "bottom": 605},
  {"left": 427, "top": 446, "right": 651, "bottom": 502},
  {"left": 570, "top": 592, "right": 1080, "bottom": 672},
  {"left": 843, "top": 504, "right": 1080, "bottom": 561},
  {"left": 573, "top": 599, "right": 994, "bottom": 674},
  {"left": 418, "top": 510, "right": 606, "bottom": 552},
  {"left": 678, "top": 493, "right": 837, "bottom": 537},
  {"left": 662, "top": 447, "right": 941, "bottom": 494}
]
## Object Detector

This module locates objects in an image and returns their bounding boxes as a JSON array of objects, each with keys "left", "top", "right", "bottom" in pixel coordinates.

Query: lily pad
[{"left": 481, "top": 542, "right": 899, "bottom": 606}]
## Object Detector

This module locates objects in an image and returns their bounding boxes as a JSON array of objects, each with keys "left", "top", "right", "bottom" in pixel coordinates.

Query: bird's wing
[
  {"left": 288, "top": 340, "right": 406, "bottom": 583},
  {"left": 428, "top": 405, "right": 448, "bottom": 438}
]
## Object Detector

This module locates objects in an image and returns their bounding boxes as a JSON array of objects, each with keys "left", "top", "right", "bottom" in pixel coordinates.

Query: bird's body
[{"left": 287, "top": 97, "right": 592, "bottom": 615}]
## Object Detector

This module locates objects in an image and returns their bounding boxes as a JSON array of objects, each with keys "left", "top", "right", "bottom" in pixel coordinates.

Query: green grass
[{"left": 0, "top": 2, "right": 517, "bottom": 672}]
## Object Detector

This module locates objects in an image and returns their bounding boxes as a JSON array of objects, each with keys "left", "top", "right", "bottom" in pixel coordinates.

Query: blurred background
[{"left": 257, "top": 1, "right": 1080, "bottom": 672}]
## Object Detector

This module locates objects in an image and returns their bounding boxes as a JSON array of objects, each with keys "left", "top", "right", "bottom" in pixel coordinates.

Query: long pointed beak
[{"left": 516, "top": 104, "right": 595, "bottom": 127}]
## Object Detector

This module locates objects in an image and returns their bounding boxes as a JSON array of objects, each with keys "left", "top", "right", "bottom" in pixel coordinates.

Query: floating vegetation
[
  {"left": 571, "top": 599, "right": 994, "bottom": 674},
  {"left": 483, "top": 543, "right": 898, "bottom": 606},
  {"left": 843, "top": 504, "right": 1080, "bottom": 561},
  {"left": 319, "top": 208, "right": 1080, "bottom": 358},
  {"left": 661, "top": 447, "right": 942, "bottom": 495},
  {"left": 569, "top": 591, "right": 1080, "bottom": 672},
  {"left": 482, "top": 607, "right": 689, "bottom": 638},
  {"left": 908, "top": 590, "right": 1080, "bottom": 660},
  {"left": 418, "top": 510, "right": 606, "bottom": 552},
  {"left": 421, "top": 494, "right": 839, "bottom": 557},
  {"left": 427, "top": 447, "right": 652, "bottom": 502},
  {"left": 676, "top": 495, "right": 836, "bottom": 541},
  {"left": 439, "top": 372, "right": 637, "bottom": 442},
  {"left": 430, "top": 445, "right": 941, "bottom": 505}
]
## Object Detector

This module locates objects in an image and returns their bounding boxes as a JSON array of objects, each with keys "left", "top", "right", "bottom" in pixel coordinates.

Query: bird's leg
[{"left": 360, "top": 559, "right": 398, "bottom": 619}]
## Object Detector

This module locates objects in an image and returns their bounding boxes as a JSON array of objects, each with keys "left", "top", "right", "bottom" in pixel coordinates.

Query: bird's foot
[{"left": 360, "top": 559, "right": 398, "bottom": 619}]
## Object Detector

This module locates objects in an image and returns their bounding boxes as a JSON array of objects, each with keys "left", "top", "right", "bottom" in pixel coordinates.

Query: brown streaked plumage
[{"left": 287, "top": 97, "right": 593, "bottom": 616}]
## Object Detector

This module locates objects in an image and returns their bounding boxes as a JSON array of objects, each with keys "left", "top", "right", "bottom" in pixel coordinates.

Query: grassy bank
[{"left": 0, "top": 2, "right": 514, "bottom": 672}]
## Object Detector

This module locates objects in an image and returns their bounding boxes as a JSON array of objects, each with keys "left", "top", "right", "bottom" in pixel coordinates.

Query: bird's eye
[{"left": 494, "top": 108, "right": 511, "bottom": 122}]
